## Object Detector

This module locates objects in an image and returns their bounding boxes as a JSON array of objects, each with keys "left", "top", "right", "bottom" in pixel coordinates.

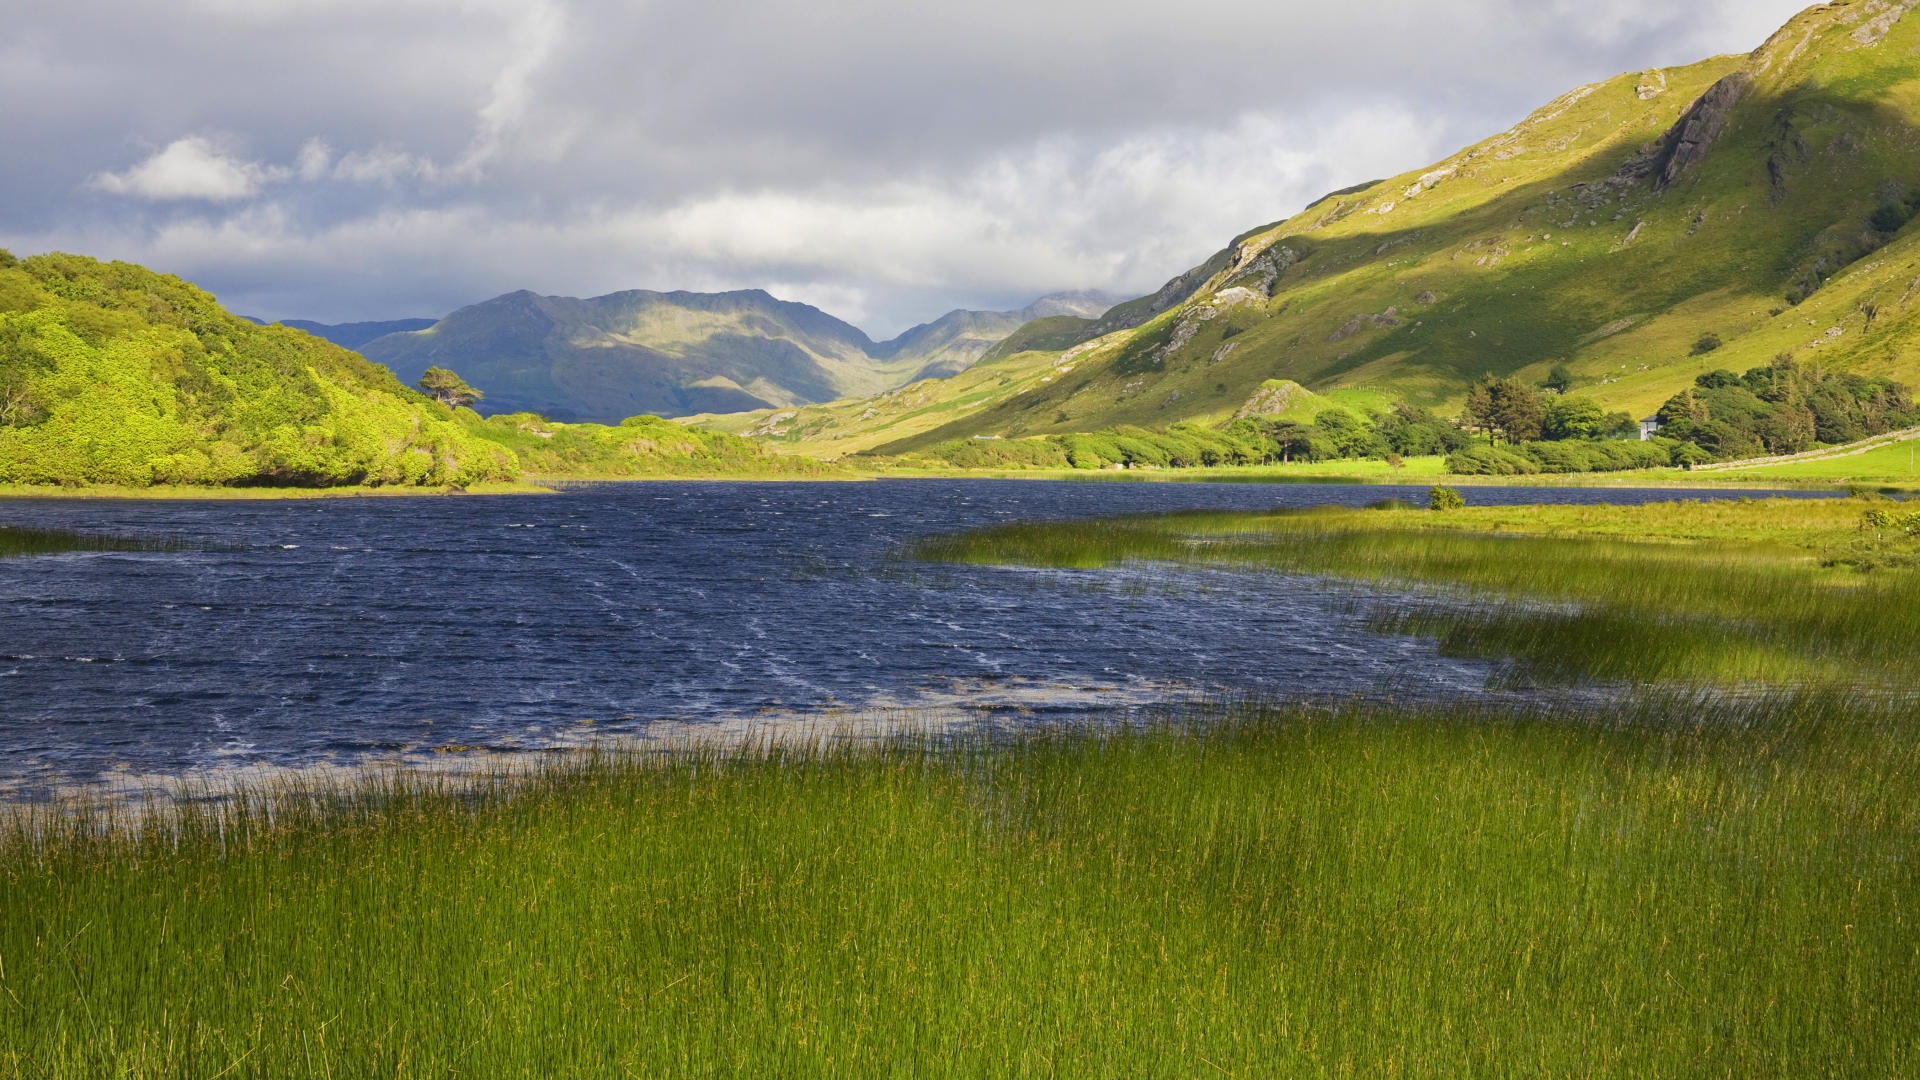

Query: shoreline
[
  {"left": 0, "top": 479, "right": 560, "bottom": 501},
  {"left": 0, "top": 471, "right": 1881, "bottom": 500}
]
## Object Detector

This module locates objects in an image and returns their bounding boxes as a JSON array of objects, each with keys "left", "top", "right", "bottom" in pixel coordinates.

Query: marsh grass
[
  {"left": 912, "top": 497, "right": 1920, "bottom": 685},
  {"left": 2, "top": 695, "right": 1916, "bottom": 1077},
  {"left": 0, "top": 526, "right": 201, "bottom": 560}
]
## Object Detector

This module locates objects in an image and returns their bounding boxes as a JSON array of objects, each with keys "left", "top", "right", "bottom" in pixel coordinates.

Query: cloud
[
  {"left": 14, "top": 103, "right": 1446, "bottom": 334},
  {"left": 88, "top": 136, "right": 284, "bottom": 202},
  {"left": 6, "top": 0, "right": 1819, "bottom": 332}
]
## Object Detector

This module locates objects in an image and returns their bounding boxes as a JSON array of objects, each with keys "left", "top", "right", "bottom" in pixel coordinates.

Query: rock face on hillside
[{"left": 1651, "top": 72, "right": 1752, "bottom": 190}]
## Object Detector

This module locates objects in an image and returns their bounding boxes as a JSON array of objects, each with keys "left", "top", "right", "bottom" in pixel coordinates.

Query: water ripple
[{"left": 0, "top": 479, "right": 1829, "bottom": 795}]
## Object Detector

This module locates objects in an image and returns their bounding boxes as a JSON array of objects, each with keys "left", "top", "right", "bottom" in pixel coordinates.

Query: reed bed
[
  {"left": 913, "top": 496, "right": 1920, "bottom": 686},
  {"left": 2, "top": 694, "right": 1915, "bottom": 1077},
  {"left": 0, "top": 526, "right": 198, "bottom": 560}
]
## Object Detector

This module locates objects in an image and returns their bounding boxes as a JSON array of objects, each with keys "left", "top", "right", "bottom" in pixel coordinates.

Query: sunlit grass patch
[
  {"left": 1, "top": 694, "right": 1915, "bottom": 1077},
  {"left": 913, "top": 497, "right": 1918, "bottom": 686}
]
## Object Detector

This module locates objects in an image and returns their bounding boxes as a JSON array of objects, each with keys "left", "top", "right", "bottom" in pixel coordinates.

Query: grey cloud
[{"left": 2, "top": 0, "right": 1814, "bottom": 335}]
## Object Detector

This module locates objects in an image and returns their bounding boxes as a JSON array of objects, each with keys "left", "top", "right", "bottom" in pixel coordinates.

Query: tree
[
  {"left": 419, "top": 366, "right": 483, "bottom": 410},
  {"left": 1267, "top": 422, "right": 1315, "bottom": 464},
  {"left": 1543, "top": 364, "right": 1574, "bottom": 394},
  {"left": 1311, "top": 408, "right": 1383, "bottom": 459},
  {"left": 1463, "top": 376, "right": 1545, "bottom": 444},
  {"left": 1542, "top": 396, "right": 1607, "bottom": 440}
]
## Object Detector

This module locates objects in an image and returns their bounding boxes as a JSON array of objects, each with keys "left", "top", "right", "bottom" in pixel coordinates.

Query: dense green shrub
[
  {"left": 1376, "top": 403, "right": 1473, "bottom": 456},
  {"left": 0, "top": 254, "right": 517, "bottom": 487},
  {"left": 1446, "top": 437, "right": 1680, "bottom": 476},
  {"left": 1445, "top": 445, "right": 1541, "bottom": 475}
]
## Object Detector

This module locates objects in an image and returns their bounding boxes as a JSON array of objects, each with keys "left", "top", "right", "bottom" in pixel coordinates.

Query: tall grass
[
  {"left": 1, "top": 695, "right": 1915, "bottom": 1077},
  {"left": 0, "top": 526, "right": 198, "bottom": 559},
  {"left": 913, "top": 498, "right": 1920, "bottom": 685}
]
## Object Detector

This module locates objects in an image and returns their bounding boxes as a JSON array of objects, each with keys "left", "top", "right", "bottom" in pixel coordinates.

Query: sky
[{"left": 2, "top": 0, "right": 1816, "bottom": 338}]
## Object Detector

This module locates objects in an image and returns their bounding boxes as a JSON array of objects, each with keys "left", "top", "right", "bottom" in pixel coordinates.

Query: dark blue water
[{"left": 0, "top": 481, "right": 1826, "bottom": 795}]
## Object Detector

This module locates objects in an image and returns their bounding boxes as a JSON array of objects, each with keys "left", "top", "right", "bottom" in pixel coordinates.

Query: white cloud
[
  {"left": 29, "top": 103, "right": 1447, "bottom": 334},
  {"left": 453, "top": 0, "right": 568, "bottom": 177},
  {"left": 88, "top": 136, "right": 283, "bottom": 202},
  {"left": 294, "top": 138, "right": 333, "bottom": 181}
]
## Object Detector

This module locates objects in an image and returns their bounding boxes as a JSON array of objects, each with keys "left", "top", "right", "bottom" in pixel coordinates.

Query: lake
[{"left": 0, "top": 480, "right": 1825, "bottom": 798}]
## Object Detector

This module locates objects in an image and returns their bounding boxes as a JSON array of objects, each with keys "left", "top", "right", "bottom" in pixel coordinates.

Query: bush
[
  {"left": 1871, "top": 203, "right": 1913, "bottom": 235},
  {"left": 1429, "top": 485, "right": 1466, "bottom": 511},
  {"left": 1445, "top": 445, "right": 1540, "bottom": 475}
]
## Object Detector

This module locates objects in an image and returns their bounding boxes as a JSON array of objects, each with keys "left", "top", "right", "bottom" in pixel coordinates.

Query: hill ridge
[
  {"left": 358, "top": 286, "right": 1114, "bottom": 423},
  {"left": 779, "top": 0, "right": 1920, "bottom": 457}
]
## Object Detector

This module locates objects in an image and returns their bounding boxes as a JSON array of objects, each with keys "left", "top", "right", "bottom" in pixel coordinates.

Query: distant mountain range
[
  {"left": 274, "top": 318, "right": 437, "bottom": 350},
  {"left": 303, "top": 289, "right": 1117, "bottom": 423}
]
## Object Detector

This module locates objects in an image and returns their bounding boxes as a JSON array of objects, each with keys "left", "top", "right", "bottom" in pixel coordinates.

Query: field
[
  {"left": 1712, "top": 439, "right": 1920, "bottom": 483},
  {"left": 3, "top": 694, "right": 1916, "bottom": 1077},
  {"left": 4, "top": 493, "right": 1918, "bottom": 1076}
]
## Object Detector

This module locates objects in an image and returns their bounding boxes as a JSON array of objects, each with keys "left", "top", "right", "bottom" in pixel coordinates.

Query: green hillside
[
  {"left": 0, "top": 252, "right": 854, "bottom": 490},
  {"left": 744, "top": 1, "right": 1920, "bottom": 457},
  {"left": 0, "top": 251, "right": 517, "bottom": 488}
]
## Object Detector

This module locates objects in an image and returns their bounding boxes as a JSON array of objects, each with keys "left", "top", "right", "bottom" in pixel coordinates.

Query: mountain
[
  {"left": 358, "top": 288, "right": 1117, "bottom": 423},
  {"left": 875, "top": 292, "right": 1119, "bottom": 381},
  {"left": 274, "top": 318, "right": 437, "bottom": 350},
  {"left": 0, "top": 251, "right": 515, "bottom": 487},
  {"left": 734, "top": 0, "right": 1920, "bottom": 456}
]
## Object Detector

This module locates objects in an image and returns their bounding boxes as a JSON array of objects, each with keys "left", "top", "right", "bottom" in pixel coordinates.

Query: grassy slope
[
  {"left": 0, "top": 253, "right": 519, "bottom": 488},
  {"left": 1714, "top": 429, "right": 1920, "bottom": 479},
  {"left": 463, "top": 411, "right": 845, "bottom": 479},
  {"left": 685, "top": 341, "right": 1100, "bottom": 459},
  {"left": 733, "top": 2, "right": 1920, "bottom": 458}
]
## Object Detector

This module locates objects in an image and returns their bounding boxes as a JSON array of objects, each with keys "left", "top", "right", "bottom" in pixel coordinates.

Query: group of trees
[
  {"left": 917, "top": 402, "right": 1485, "bottom": 471},
  {"left": 1653, "top": 358, "right": 1919, "bottom": 460},
  {"left": 1460, "top": 375, "right": 1637, "bottom": 445}
]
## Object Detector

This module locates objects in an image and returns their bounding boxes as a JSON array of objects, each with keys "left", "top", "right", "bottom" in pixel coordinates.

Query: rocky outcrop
[
  {"left": 1327, "top": 308, "right": 1402, "bottom": 343},
  {"left": 1233, "top": 380, "right": 1312, "bottom": 420},
  {"left": 1224, "top": 244, "right": 1303, "bottom": 297},
  {"left": 1646, "top": 73, "right": 1753, "bottom": 191},
  {"left": 1850, "top": 0, "right": 1916, "bottom": 46}
]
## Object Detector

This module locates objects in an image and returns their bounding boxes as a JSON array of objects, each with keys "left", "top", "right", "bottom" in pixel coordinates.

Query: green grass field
[
  {"left": 3, "top": 695, "right": 1915, "bottom": 1077},
  {"left": 1714, "top": 439, "right": 1920, "bottom": 482}
]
